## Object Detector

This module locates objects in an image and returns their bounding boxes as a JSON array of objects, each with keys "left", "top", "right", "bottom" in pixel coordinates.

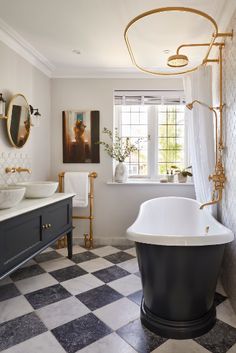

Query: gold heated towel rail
[{"left": 58, "top": 171, "right": 97, "bottom": 249}]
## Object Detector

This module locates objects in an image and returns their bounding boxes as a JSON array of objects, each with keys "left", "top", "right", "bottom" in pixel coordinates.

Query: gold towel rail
[{"left": 58, "top": 171, "right": 97, "bottom": 249}]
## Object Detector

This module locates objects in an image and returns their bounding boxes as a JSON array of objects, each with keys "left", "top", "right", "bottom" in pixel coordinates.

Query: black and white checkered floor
[{"left": 0, "top": 244, "right": 236, "bottom": 353}]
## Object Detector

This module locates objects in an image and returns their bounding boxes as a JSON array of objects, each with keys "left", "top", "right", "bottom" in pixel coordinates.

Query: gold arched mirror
[{"left": 7, "top": 94, "right": 31, "bottom": 148}]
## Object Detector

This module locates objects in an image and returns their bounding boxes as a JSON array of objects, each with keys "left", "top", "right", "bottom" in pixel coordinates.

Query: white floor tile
[
  {"left": 56, "top": 245, "right": 86, "bottom": 256},
  {"left": 37, "top": 296, "right": 90, "bottom": 330},
  {"left": 90, "top": 246, "right": 120, "bottom": 257},
  {"left": 216, "top": 278, "right": 227, "bottom": 296},
  {"left": 217, "top": 299, "right": 236, "bottom": 328},
  {"left": 151, "top": 339, "right": 211, "bottom": 353},
  {"left": 0, "top": 295, "right": 33, "bottom": 324},
  {"left": 108, "top": 274, "right": 142, "bottom": 296},
  {"left": 118, "top": 259, "right": 139, "bottom": 274},
  {"left": 1, "top": 331, "right": 66, "bottom": 353},
  {"left": 39, "top": 258, "right": 74, "bottom": 272},
  {"left": 124, "top": 248, "right": 136, "bottom": 257},
  {"left": 78, "top": 332, "right": 137, "bottom": 353},
  {"left": 78, "top": 258, "right": 113, "bottom": 273},
  {"left": 15, "top": 273, "right": 58, "bottom": 294},
  {"left": 94, "top": 298, "right": 139, "bottom": 330},
  {"left": 61, "top": 273, "right": 103, "bottom": 295}
]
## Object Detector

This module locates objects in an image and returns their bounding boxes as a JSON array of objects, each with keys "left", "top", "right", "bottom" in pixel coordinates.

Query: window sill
[{"left": 107, "top": 180, "right": 194, "bottom": 186}]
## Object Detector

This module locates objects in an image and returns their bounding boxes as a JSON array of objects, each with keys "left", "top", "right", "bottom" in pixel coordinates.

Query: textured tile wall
[
  {"left": 219, "top": 11, "right": 236, "bottom": 311},
  {"left": 0, "top": 152, "right": 31, "bottom": 184}
]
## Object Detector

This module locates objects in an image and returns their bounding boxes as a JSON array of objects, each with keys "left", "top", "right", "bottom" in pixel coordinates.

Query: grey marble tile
[
  {"left": 71, "top": 251, "right": 99, "bottom": 264},
  {"left": 194, "top": 319, "right": 236, "bottom": 353},
  {"left": 215, "top": 292, "right": 227, "bottom": 307},
  {"left": 128, "top": 290, "right": 143, "bottom": 306},
  {"left": 104, "top": 251, "right": 135, "bottom": 264},
  {"left": 10, "top": 264, "right": 45, "bottom": 282},
  {"left": 117, "top": 319, "right": 167, "bottom": 353},
  {"left": 0, "top": 283, "right": 21, "bottom": 302},
  {"left": 76, "top": 285, "right": 122, "bottom": 311},
  {"left": 0, "top": 312, "right": 47, "bottom": 351},
  {"left": 34, "top": 251, "right": 63, "bottom": 263},
  {"left": 93, "top": 265, "right": 130, "bottom": 283},
  {"left": 50, "top": 265, "right": 87, "bottom": 282},
  {"left": 52, "top": 313, "right": 112, "bottom": 353},
  {"left": 25, "top": 284, "right": 71, "bottom": 309}
]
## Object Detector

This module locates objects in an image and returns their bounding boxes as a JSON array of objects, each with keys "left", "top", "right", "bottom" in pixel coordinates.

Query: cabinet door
[
  {"left": 41, "top": 199, "right": 72, "bottom": 242},
  {"left": 0, "top": 211, "right": 42, "bottom": 276}
]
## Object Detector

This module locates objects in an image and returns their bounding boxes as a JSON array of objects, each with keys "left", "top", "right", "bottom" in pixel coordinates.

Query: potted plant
[
  {"left": 98, "top": 127, "right": 141, "bottom": 183},
  {"left": 171, "top": 165, "right": 192, "bottom": 183},
  {"left": 166, "top": 167, "right": 176, "bottom": 183}
]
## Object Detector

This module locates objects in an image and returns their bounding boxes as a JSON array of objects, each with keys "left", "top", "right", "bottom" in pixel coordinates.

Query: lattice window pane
[
  {"left": 157, "top": 105, "right": 185, "bottom": 175},
  {"left": 120, "top": 106, "right": 148, "bottom": 177}
]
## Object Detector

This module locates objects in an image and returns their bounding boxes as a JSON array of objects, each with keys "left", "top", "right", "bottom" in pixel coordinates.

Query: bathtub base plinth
[{"left": 141, "top": 299, "right": 216, "bottom": 339}]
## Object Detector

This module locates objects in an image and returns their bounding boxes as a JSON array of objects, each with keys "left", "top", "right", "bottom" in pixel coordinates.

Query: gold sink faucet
[{"left": 5, "top": 167, "right": 32, "bottom": 174}]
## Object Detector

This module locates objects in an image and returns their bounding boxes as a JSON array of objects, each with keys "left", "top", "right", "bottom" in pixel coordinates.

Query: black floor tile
[
  {"left": 115, "top": 245, "right": 135, "bottom": 250},
  {"left": 71, "top": 251, "right": 99, "bottom": 264},
  {"left": 93, "top": 265, "right": 130, "bottom": 283},
  {"left": 10, "top": 264, "right": 45, "bottom": 282},
  {"left": 128, "top": 290, "right": 143, "bottom": 306},
  {"left": 0, "top": 312, "right": 47, "bottom": 351},
  {"left": 25, "top": 284, "right": 71, "bottom": 309},
  {"left": 195, "top": 319, "right": 236, "bottom": 353},
  {"left": 214, "top": 292, "right": 227, "bottom": 307},
  {"left": 117, "top": 319, "right": 167, "bottom": 353},
  {"left": 0, "top": 283, "right": 21, "bottom": 302},
  {"left": 52, "top": 313, "right": 112, "bottom": 353},
  {"left": 76, "top": 285, "right": 122, "bottom": 311},
  {"left": 50, "top": 265, "right": 87, "bottom": 282},
  {"left": 34, "top": 251, "right": 62, "bottom": 263},
  {"left": 104, "top": 251, "right": 135, "bottom": 264}
]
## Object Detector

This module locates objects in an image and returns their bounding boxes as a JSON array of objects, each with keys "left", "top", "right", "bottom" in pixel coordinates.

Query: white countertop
[{"left": 0, "top": 193, "right": 75, "bottom": 222}]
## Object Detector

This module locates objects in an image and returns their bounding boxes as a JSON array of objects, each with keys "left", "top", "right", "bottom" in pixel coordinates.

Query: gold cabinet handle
[{"left": 42, "top": 224, "right": 52, "bottom": 230}]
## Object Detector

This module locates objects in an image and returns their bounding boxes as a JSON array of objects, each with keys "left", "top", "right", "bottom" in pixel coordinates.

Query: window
[{"left": 115, "top": 91, "right": 186, "bottom": 179}]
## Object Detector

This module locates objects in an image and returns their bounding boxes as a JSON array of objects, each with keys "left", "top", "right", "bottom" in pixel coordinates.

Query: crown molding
[{"left": 0, "top": 17, "right": 54, "bottom": 77}]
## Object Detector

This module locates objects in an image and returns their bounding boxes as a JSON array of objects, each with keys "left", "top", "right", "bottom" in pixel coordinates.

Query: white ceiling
[{"left": 0, "top": 0, "right": 235, "bottom": 77}]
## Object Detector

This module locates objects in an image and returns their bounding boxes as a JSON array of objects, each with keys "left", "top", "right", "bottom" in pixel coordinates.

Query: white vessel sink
[
  {"left": 0, "top": 186, "right": 26, "bottom": 209},
  {"left": 17, "top": 181, "right": 58, "bottom": 199}
]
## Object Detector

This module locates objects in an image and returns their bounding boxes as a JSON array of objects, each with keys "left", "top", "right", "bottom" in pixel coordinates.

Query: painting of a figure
[{"left": 62, "top": 110, "right": 100, "bottom": 163}]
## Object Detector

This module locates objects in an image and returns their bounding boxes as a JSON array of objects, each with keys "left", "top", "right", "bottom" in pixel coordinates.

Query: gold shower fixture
[
  {"left": 124, "top": 7, "right": 233, "bottom": 209},
  {"left": 124, "top": 7, "right": 233, "bottom": 76},
  {"left": 167, "top": 54, "right": 189, "bottom": 68}
]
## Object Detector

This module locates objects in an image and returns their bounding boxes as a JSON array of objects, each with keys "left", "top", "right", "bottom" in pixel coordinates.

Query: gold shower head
[{"left": 167, "top": 54, "right": 189, "bottom": 68}]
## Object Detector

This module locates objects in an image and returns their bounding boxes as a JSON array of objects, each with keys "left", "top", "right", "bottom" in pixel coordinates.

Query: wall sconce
[
  {"left": 0, "top": 93, "right": 7, "bottom": 119},
  {"left": 29, "top": 105, "right": 42, "bottom": 127}
]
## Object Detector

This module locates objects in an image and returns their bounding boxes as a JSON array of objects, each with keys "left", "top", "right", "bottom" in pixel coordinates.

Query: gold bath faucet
[{"left": 5, "top": 167, "right": 31, "bottom": 174}]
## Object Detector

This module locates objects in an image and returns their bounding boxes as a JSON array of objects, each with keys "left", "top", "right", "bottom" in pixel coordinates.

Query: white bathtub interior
[{"left": 127, "top": 197, "right": 234, "bottom": 246}]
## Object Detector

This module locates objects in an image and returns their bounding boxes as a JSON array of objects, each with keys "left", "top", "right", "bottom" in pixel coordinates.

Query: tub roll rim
[{"left": 127, "top": 196, "right": 234, "bottom": 246}]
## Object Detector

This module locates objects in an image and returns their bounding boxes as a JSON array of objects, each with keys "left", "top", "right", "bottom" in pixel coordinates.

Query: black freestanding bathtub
[{"left": 127, "top": 197, "right": 234, "bottom": 339}]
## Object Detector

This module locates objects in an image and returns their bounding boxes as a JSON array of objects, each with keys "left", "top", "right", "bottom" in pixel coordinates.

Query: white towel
[{"left": 64, "top": 172, "right": 89, "bottom": 208}]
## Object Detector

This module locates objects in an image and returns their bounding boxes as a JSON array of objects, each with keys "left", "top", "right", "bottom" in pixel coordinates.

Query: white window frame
[{"left": 114, "top": 97, "right": 187, "bottom": 181}]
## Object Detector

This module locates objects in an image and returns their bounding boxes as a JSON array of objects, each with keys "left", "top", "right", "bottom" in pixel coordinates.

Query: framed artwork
[{"left": 62, "top": 110, "right": 100, "bottom": 163}]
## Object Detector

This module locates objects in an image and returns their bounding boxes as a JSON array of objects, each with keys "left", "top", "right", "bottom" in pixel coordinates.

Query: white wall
[
  {"left": 216, "top": 11, "right": 236, "bottom": 311},
  {"left": 0, "top": 40, "right": 51, "bottom": 181},
  {"left": 51, "top": 78, "right": 195, "bottom": 244}
]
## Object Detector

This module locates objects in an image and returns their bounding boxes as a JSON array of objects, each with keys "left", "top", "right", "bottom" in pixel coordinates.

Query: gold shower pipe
[{"left": 124, "top": 7, "right": 220, "bottom": 76}]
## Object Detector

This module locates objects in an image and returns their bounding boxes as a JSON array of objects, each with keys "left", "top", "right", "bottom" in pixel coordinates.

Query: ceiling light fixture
[{"left": 72, "top": 49, "right": 81, "bottom": 55}]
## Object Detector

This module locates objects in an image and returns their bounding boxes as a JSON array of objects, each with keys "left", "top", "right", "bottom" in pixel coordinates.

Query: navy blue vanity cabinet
[{"left": 0, "top": 197, "right": 73, "bottom": 279}]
